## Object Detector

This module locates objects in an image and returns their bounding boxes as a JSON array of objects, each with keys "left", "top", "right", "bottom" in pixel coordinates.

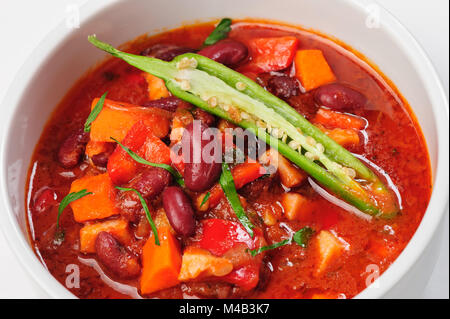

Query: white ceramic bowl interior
[{"left": 1, "top": 0, "right": 448, "bottom": 299}]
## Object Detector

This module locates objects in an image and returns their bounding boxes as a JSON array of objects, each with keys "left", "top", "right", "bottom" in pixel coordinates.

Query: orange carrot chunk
[
  {"left": 327, "top": 128, "right": 360, "bottom": 147},
  {"left": 315, "top": 124, "right": 360, "bottom": 147},
  {"left": 86, "top": 140, "right": 110, "bottom": 158},
  {"left": 295, "top": 50, "right": 336, "bottom": 92},
  {"left": 80, "top": 219, "right": 131, "bottom": 253},
  {"left": 314, "top": 108, "right": 366, "bottom": 130},
  {"left": 89, "top": 98, "right": 171, "bottom": 143},
  {"left": 144, "top": 73, "right": 170, "bottom": 100},
  {"left": 315, "top": 230, "right": 344, "bottom": 276},
  {"left": 140, "top": 227, "right": 182, "bottom": 295},
  {"left": 69, "top": 173, "right": 119, "bottom": 223},
  {"left": 85, "top": 140, "right": 116, "bottom": 160},
  {"left": 195, "top": 161, "right": 265, "bottom": 211}
]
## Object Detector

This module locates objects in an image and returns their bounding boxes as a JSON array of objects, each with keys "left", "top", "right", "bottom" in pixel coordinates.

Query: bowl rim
[{"left": 0, "top": 0, "right": 448, "bottom": 299}]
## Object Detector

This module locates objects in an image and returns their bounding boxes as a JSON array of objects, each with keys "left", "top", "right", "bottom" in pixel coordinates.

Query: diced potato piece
[
  {"left": 178, "top": 247, "right": 233, "bottom": 281},
  {"left": 315, "top": 230, "right": 344, "bottom": 276},
  {"left": 69, "top": 173, "right": 119, "bottom": 222},
  {"left": 281, "top": 192, "right": 308, "bottom": 221},
  {"left": 261, "top": 149, "right": 305, "bottom": 187},
  {"left": 255, "top": 201, "right": 282, "bottom": 226},
  {"left": 278, "top": 156, "right": 305, "bottom": 188},
  {"left": 170, "top": 107, "right": 193, "bottom": 143},
  {"left": 262, "top": 210, "right": 277, "bottom": 226},
  {"left": 80, "top": 219, "right": 131, "bottom": 253},
  {"left": 154, "top": 208, "right": 176, "bottom": 235}
]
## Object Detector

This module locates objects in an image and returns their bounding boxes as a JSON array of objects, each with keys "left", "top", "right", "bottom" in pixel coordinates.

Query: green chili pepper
[{"left": 88, "top": 35, "right": 399, "bottom": 218}]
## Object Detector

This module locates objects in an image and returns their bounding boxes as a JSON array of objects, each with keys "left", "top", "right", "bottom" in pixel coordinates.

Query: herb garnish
[
  {"left": 55, "top": 189, "right": 93, "bottom": 242},
  {"left": 293, "top": 226, "right": 315, "bottom": 247},
  {"left": 249, "top": 239, "right": 290, "bottom": 257},
  {"left": 116, "top": 186, "right": 160, "bottom": 245},
  {"left": 111, "top": 137, "right": 185, "bottom": 187},
  {"left": 219, "top": 162, "right": 254, "bottom": 237},
  {"left": 200, "top": 192, "right": 211, "bottom": 208},
  {"left": 249, "top": 227, "right": 315, "bottom": 256},
  {"left": 203, "top": 18, "right": 232, "bottom": 46},
  {"left": 84, "top": 92, "right": 107, "bottom": 132}
]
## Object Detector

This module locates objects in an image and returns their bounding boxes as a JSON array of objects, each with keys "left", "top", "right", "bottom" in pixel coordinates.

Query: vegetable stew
[{"left": 26, "top": 20, "right": 432, "bottom": 299}]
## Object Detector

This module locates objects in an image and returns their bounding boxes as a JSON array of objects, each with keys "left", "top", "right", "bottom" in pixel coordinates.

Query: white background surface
[{"left": 0, "top": 0, "right": 448, "bottom": 298}]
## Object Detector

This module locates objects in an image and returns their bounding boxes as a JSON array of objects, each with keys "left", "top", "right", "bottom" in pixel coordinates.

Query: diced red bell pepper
[
  {"left": 243, "top": 36, "right": 299, "bottom": 73},
  {"left": 198, "top": 219, "right": 264, "bottom": 290},
  {"left": 222, "top": 264, "right": 260, "bottom": 291},
  {"left": 107, "top": 121, "right": 172, "bottom": 185},
  {"left": 199, "top": 219, "right": 256, "bottom": 256},
  {"left": 195, "top": 161, "right": 265, "bottom": 211}
]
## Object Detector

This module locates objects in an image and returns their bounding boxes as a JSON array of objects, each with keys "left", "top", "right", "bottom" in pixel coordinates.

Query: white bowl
[{"left": 1, "top": 0, "right": 448, "bottom": 299}]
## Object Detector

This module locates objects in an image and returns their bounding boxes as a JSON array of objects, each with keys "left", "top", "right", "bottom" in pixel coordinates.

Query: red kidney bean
[
  {"left": 141, "top": 44, "right": 195, "bottom": 61},
  {"left": 182, "top": 121, "right": 222, "bottom": 192},
  {"left": 142, "top": 97, "right": 183, "bottom": 112},
  {"left": 130, "top": 167, "right": 171, "bottom": 198},
  {"left": 57, "top": 129, "right": 89, "bottom": 168},
  {"left": 116, "top": 167, "right": 169, "bottom": 222},
  {"left": 314, "top": 83, "right": 367, "bottom": 111},
  {"left": 91, "top": 142, "right": 115, "bottom": 168},
  {"left": 267, "top": 75, "right": 298, "bottom": 100},
  {"left": 162, "top": 187, "right": 195, "bottom": 237},
  {"left": 33, "top": 188, "right": 57, "bottom": 214},
  {"left": 198, "top": 39, "right": 248, "bottom": 67},
  {"left": 91, "top": 152, "right": 110, "bottom": 168},
  {"left": 95, "top": 232, "right": 141, "bottom": 279}
]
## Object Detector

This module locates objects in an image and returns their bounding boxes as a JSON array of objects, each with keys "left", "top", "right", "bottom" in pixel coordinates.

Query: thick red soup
[{"left": 26, "top": 20, "right": 431, "bottom": 299}]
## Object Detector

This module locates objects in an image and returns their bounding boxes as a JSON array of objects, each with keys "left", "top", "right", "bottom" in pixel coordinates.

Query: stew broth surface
[{"left": 26, "top": 21, "right": 431, "bottom": 299}]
